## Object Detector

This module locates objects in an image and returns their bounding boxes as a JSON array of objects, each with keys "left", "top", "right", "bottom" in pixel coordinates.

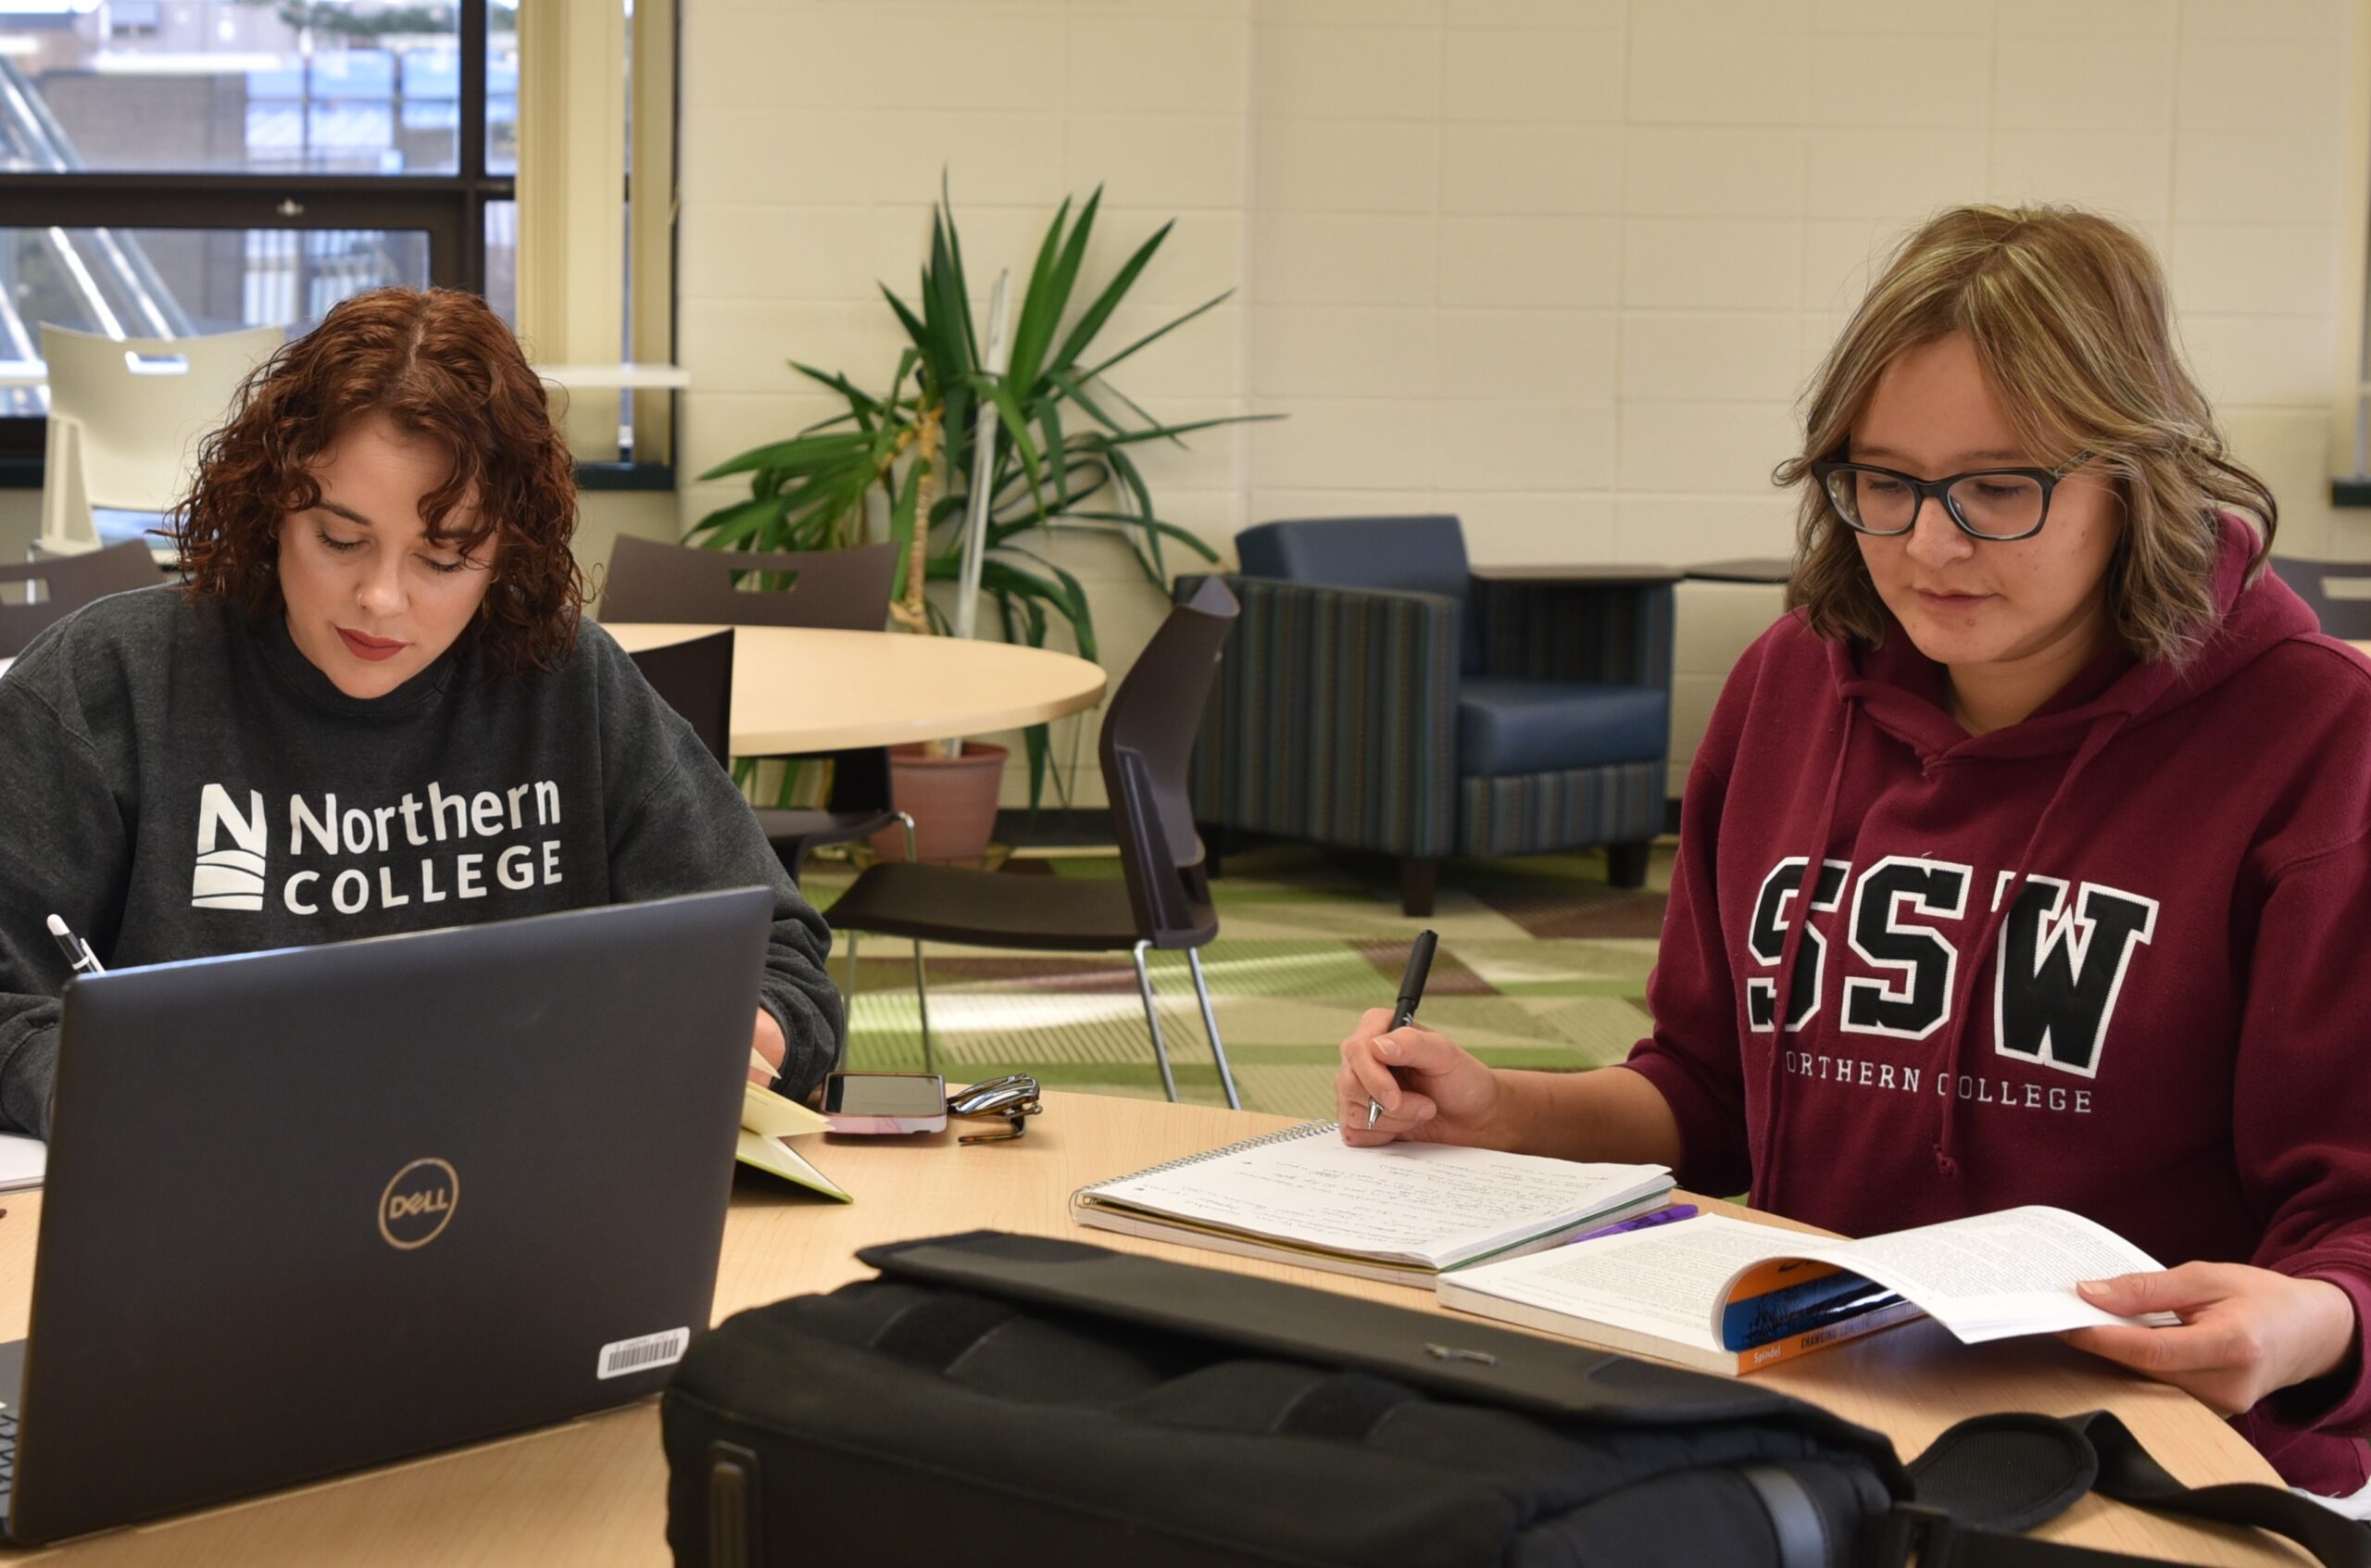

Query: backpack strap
[{"left": 1875, "top": 1410, "right": 2370, "bottom": 1568}]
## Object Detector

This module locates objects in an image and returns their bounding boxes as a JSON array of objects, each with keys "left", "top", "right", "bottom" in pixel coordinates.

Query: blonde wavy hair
[{"left": 1775, "top": 205, "right": 2276, "bottom": 666}]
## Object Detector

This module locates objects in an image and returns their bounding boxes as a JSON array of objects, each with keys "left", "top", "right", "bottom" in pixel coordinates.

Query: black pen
[
  {"left": 45, "top": 914, "right": 104, "bottom": 979},
  {"left": 1366, "top": 928, "right": 1437, "bottom": 1129}
]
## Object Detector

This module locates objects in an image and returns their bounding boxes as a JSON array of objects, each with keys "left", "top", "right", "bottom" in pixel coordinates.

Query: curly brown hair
[
  {"left": 1776, "top": 206, "right": 2276, "bottom": 667},
  {"left": 173, "top": 285, "right": 584, "bottom": 673}
]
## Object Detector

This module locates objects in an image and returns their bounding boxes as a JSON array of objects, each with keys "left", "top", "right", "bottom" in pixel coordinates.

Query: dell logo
[{"left": 378, "top": 1157, "right": 460, "bottom": 1250}]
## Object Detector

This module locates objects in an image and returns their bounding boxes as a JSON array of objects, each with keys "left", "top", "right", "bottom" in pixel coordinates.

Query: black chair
[
  {"left": 599, "top": 535, "right": 933, "bottom": 1068},
  {"left": 623, "top": 630, "right": 735, "bottom": 768},
  {"left": 599, "top": 533, "right": 898, "bottom": 631},
  {"left": 824, "top": 578, "right": 1244, "bottom": 1107},
  {"left": 0, "top": 541, "right": 162, "bottom": 657},
  {"left": 598, "top": 535, "right": 914, "bottom": 872}
]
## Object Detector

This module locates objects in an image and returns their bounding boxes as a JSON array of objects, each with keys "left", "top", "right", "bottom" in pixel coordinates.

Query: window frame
[
  {"left": 2332, "top": 0, "right": 2371, "bottom": 497},
  {"left": 0, "top": 0, "right": 527, "bottom": 483}
]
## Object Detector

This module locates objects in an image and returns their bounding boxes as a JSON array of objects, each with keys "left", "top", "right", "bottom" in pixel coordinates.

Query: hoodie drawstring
[
  {"left": 1923, "top": 712, "right": 2132, "bottom": 1179},
  {"left": 1755, "top": 700, "right": 1856, "bottom": 1207}
]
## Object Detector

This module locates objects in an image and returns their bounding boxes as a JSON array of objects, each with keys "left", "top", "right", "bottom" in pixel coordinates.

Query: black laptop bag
[{"left": 660, "top": 1231, "right": 2369, "bottom": 1568}]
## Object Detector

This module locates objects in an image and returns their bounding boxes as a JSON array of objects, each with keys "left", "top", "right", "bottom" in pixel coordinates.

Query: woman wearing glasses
[
  {"left": 1337, "top": 206, "right": 2371, "bottom": 1502},
  {"left": 0, "top": 287, "right": 846, "bottom": 1132}
]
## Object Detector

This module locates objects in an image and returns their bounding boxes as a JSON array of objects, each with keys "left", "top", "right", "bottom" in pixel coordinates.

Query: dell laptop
[{"left": 0, "top": 887, "right": 772, "bottom": 1544}]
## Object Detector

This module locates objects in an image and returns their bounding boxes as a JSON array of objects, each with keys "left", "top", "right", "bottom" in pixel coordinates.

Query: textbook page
[
  {"left": 1084, "top": 1131, "right": 1670, "bottom": 1269},
  {"left": 1714, "top": 1205, "right": 2171, "bottom": 1345},
  {"left": 1443, "top": 1212, "right": 1822, "bottom": 1351}
]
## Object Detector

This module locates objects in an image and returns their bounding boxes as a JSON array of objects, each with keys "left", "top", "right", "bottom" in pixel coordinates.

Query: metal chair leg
[
  {"left": 1131, "top": 940, "right": 1180, "bottom": 1103},
  {"left": 899, "top": 811, "right": 935, "bottom": 1075},
  {"left": 910, "top": 938, "right": 934, "bottom": 1076},
  {"left": 1186, "top": 947, "right": 1239, "bottom": 1110},
  {"left": 833, "top": 929, "right": 861, "bottom": 1072}
]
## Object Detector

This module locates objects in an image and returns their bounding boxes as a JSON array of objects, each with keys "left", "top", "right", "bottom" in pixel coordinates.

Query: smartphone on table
[{"left": 821, "top": 1072, "right": 947, "bottom": 1135}]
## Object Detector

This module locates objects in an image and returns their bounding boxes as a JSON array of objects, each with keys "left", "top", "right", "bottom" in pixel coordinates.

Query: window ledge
[
  {"left": 576, "top": 461, "right": 675, "bottom": 492},
  {"left": 0, "top": 458, "right": 675, "bottom": 494}
]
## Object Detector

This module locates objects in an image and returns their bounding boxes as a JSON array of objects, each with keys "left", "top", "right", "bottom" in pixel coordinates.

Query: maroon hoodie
[{"left": 1624, "top": 517, "right": 2371, "bottom": 1495}]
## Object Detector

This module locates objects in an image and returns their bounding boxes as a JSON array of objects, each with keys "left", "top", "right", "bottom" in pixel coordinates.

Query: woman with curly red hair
[{"left": 0, "top": 287, "right": 844, "bottom": 1134}]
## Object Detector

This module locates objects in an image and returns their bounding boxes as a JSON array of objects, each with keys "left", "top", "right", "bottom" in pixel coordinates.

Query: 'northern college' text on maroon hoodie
[{"left": 1623, "top": 517, "right": 2371, "bottom": 1495}]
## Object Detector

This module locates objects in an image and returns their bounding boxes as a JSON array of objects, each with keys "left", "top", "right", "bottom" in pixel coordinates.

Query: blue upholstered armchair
[{"left": 1182, "top": 516, "right": 1675, "bottom": 916}]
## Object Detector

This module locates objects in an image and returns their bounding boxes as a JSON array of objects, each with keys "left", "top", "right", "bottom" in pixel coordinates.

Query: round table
[
  {"left": 601, "top": 622, "right": 1107, "bottom": 753},
  {"left": 0, "top": 1094, "right": 2309, "bottom": 1565},
  {"left": 0, "top": 1095, "right": 2301, "bottom": 1564}
]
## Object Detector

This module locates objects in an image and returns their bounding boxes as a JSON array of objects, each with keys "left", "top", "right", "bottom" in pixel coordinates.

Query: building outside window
[{"left": 0, "top": 0, "right": 527, "bottom": 485}]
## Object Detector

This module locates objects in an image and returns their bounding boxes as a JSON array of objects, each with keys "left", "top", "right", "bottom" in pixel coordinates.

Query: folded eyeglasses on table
[{"left": 947, "top": 1075, "right": 1044, "bottom": 1145}]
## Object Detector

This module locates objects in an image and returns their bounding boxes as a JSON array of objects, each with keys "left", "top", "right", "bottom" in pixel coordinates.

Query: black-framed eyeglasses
[
  {"left": 947, "top": 1074, "right": 1044, "bottom": 1145},
  {"left": 1809, "top": 452, "right": 2092, "bottom": 542}
]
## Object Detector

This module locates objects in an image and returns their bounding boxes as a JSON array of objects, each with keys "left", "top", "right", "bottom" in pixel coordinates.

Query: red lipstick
[{"left": 336, "top": 628, "right": 408, "bottom": 662}]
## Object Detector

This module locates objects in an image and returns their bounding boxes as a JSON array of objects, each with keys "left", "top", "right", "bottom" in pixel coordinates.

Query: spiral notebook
[{"left": 1070, "top": 1122, "right": 1673, "bottom": 1286}]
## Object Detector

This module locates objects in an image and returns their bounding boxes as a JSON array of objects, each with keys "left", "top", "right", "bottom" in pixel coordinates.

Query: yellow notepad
[{"left": 737, "top": 1076, "right": 849, "bottom": 1203}]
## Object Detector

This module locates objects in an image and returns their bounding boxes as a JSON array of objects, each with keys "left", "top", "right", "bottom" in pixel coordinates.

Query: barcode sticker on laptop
[{"left": 597, "top": 1327, "right": 691, "bottom": 1380}]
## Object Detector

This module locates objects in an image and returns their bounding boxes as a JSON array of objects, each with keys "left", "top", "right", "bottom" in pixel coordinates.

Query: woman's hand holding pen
[{"left": 1336, "top": 1011, "right": 1512, "bottom": 1149}]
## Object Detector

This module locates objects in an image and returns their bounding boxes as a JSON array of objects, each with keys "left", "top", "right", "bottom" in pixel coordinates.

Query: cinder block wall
[{"left": 676, "top": 0, "right": 2357, "bottom": 807}]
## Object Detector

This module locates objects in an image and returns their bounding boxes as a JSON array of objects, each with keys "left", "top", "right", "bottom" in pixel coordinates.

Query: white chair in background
[{"left": 37, "top": 322, "right": 283, "bottom": 556}]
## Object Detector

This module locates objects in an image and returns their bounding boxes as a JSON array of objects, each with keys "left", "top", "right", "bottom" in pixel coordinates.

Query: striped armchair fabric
[
  {"left": 1179, "top": 518, "right": 1675, "bottom": 916},
  {"left": 1184, "top": 576, "right": 1461, "bottom": 861},
  {"left": 1473, "top": 579, "right": 1675, "bottom": 687}
]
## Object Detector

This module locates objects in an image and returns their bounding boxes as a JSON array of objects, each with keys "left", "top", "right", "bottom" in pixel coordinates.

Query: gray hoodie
[{"left": 0, "top": 584, "right": 845, "bottom": 1135}]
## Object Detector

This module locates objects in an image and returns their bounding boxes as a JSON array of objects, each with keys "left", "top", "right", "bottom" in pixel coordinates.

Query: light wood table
[
  {"left": 1687, "top": 556, "right": 1797, "bottom": 584},
  {"left": 0, "top": 1096, "right": 2307, "bottom": 1564},
  {"left": 602, "top": 622, "right": 1107, "bottom": 753}
]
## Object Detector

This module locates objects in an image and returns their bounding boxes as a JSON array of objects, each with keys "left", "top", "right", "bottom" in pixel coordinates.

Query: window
[{"left": 0, "top": 0, "right": 518, "bottom": 461}]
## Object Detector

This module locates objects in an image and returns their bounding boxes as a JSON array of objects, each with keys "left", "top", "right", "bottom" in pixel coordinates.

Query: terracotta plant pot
[{"left": 868, "top": 742, "right": 1008, "bottom": 865}]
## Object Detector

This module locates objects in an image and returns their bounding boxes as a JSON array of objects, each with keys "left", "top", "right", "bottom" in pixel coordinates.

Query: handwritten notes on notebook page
[{"left": 1073, "top": 1122, "right": 1671, "bottom": 1275}]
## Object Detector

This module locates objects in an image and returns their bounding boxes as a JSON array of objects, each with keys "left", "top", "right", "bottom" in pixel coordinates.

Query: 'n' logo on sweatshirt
[
  {"left": 193, "top": 784, "right": 269, "bottom": 911},
  {"left": 186, "top": 778, "right": 567, "bottom": 918}
]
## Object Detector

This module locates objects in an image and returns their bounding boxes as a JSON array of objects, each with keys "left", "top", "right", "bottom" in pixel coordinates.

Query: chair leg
[
  {"left": 836, "top": 929, "right": 859, "bottom": 1072},
  {"left": 1400, "top": 857, "right": 1439, "bottom": 918},
  {"left": 1607, "top": 841, "right": 1650, "bottom": 890},
  {"left": 1131, "top": 940, "right": 1180, "bottom": 1104},
  {"left": 910, "top": 939, "right": 934, "bottom": 1076},
  {"left": 1186, "top": 947, "right": 1240, "bottom": 1110},
  {"left": 899, "top": 811, "right": 935, "bottom": 1075}
]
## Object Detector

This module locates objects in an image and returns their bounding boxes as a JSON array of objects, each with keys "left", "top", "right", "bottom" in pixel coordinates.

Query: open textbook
[
  {"left": 738, "top": 1070, "right": 849, "bottom": 1203},
  {"left": 1072, "top": 1121, "right": 1673, "bottom": 1286},
  {"left": 0, "top": 1133, "right": 43, "bottom": 1192},
  {"left": 1437, "top": 1205, "right": 2175, "bottom": 1375}
]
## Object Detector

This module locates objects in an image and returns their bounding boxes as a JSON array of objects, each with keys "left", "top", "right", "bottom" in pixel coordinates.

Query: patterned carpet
[{"left": 801, "top": 841, "right": 1675, "bottom": 1121}]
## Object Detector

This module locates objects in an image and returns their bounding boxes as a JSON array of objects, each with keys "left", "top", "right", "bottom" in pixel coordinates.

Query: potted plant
[{"left": 687, "top": 183, "right": 1267, "bottom": 861}]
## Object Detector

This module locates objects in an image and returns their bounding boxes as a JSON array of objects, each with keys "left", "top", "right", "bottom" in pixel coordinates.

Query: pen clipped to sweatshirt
[
  {"left": 1365, "top": 929, "right": 1437, "bottom": 1129},
  {"left": 46, "top": 914, "right": 104, "bottom": 981}
]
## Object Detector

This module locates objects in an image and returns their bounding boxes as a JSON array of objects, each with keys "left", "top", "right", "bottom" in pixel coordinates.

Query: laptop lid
[{"left": 9, "top": 888, "right": 772, "bottom": 1544}]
